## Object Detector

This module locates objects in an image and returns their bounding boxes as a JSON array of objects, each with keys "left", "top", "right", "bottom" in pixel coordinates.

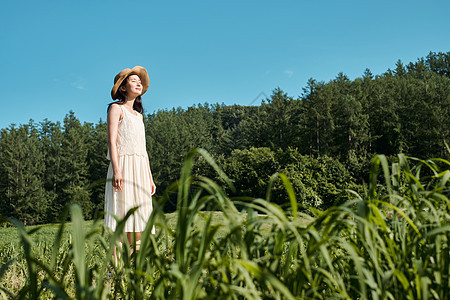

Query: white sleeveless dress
[{"left": 104, "top": 105, "right": 155, "bottom": 233}]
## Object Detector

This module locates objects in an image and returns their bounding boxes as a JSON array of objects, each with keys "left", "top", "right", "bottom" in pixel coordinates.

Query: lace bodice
[{"left": 107, "top": 105, "right": 148, "bottom": 159}]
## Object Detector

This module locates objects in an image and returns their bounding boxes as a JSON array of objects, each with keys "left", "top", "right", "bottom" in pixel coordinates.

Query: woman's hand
[
  {"left": 112, "top": 171, "right": 123, "bottom": 191},
  {"left": 151, "top": 182, "right": 156, "bottom": 195}
]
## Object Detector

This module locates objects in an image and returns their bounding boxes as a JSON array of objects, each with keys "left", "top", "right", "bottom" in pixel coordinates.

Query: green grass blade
[{"left": 70, "top": 204, "right": 87, "bottom": 297}]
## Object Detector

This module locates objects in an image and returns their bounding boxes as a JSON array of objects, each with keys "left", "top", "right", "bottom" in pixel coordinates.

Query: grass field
[
  {"left": 0, "top": 221, "right": 92, "bottom": 247},
  {"left": 0, "top": 211, "right": 303, "bottom": 246}
]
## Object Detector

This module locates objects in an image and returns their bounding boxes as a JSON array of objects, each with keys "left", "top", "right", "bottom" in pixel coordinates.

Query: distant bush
[{"left": 198, "top": 147, "right": 355, "bottom": 210}]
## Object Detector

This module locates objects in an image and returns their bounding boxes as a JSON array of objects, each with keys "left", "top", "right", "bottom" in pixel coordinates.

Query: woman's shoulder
[
  {"left": 107, "top": 103, "right": 124, "bottom": 120},
  {"left": 108, "top": 103, "right": 123, "bottom": 112}
]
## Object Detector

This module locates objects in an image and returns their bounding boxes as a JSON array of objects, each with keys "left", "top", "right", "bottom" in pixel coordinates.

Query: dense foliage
[
  {"left": 1, "top": 149, "right": 449, "bottom": 299},
  {"left": 196, "top": 147, "right": 354, "bottom": 209},
  {"left": 1, "top": 51, "right": 450, "bottom": 224}
]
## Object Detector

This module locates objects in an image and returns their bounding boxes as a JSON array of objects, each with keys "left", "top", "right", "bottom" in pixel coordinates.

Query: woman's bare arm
[{"left": 107, "top": 104, "right": 123, "bottom": 190}]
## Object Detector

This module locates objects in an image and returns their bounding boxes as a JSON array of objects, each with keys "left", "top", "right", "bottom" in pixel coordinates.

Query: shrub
[{"left": 202, "top": 147, "right": 355, "bottom": 210}]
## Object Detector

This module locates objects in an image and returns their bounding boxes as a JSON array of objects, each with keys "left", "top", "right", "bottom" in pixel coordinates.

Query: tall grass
[{"left": 1, "top": 149, "right": 449, "bottom": 299}]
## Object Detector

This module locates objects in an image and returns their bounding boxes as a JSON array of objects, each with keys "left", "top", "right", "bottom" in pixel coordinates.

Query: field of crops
[{"left": 1, "top": 149, "right": 449, "bottom": 299}]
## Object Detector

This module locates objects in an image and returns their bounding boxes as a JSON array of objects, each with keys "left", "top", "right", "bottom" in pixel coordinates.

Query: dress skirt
[{"left": 104, "top": 154, "right": 155, "bottom": 233}]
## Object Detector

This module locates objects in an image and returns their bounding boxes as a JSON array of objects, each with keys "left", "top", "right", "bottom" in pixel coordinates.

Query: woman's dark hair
[{"left": 107, "top": 75, "right": 144, "bottom": 113}]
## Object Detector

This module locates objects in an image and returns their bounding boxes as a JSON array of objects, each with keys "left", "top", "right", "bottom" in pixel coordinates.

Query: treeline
[{"left": 1, "top": 51, "right": 450, "bottom": 224}]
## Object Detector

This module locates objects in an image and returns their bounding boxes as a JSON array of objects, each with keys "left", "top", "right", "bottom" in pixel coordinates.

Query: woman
[{"left": 104, "top": 66, "right": 156, "bottom": 260}]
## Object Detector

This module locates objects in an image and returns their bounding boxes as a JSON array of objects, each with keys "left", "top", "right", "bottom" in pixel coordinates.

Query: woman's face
[{"left": 121, "top": 75, "right": 143, "bottom": 97}]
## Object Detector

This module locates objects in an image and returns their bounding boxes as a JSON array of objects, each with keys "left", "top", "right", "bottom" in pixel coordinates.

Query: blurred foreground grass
[{"left": 0, "top": 149, "right": 449, "bottom": 299}]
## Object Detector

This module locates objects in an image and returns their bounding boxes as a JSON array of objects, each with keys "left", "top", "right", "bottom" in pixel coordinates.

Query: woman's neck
[{"left": 124, "top": 98, "right": 136, "bottom": 110}]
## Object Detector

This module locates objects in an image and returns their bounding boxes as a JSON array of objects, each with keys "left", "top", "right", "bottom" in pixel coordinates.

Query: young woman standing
[{"left": 104, "top": 66, "right": 156, "bottom": 260}]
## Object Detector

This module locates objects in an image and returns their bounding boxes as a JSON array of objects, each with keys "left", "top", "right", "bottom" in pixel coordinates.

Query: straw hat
[{"left": 111, "top": 66, "right": 149, "bottom": 100}]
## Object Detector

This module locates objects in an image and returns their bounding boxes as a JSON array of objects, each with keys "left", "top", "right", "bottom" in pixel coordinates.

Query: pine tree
[
  {"left": 0, "top": 122, "right": 48, "bottom": 224},
  {"left": 57, "top": 111, "right": 92, "bottom": 217},
  {"left": 39, "top": 119, "right": 63, "bottom": 220},
  {"left": 367, "top": 74, "right": 402, "bottom": 155},
  {"left": 299, "top": 78, "right": 335, "bottom": 157},
  {"left": 86, "top": 120, "right": 109, "bottom": 218},
  {"left": 258, "top": 88, "right": 301, "bottom": 150},
  {"left": 425, "top": 51, "right": 450, "bottom": 77}
]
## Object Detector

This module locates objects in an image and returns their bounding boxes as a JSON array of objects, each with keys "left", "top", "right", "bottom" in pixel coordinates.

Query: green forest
[{"left": 1, "top": 51, "right": 450, "bottom": 225}]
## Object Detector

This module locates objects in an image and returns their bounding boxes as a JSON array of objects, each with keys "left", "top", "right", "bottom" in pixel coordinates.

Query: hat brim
[{"left": 111, "top": 66, "right": 149, "bottom": 100}]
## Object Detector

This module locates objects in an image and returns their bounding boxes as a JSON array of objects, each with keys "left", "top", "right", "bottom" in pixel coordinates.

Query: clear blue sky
[{"left": 1, "top": 0, "right": 450, "bottom": 129}]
